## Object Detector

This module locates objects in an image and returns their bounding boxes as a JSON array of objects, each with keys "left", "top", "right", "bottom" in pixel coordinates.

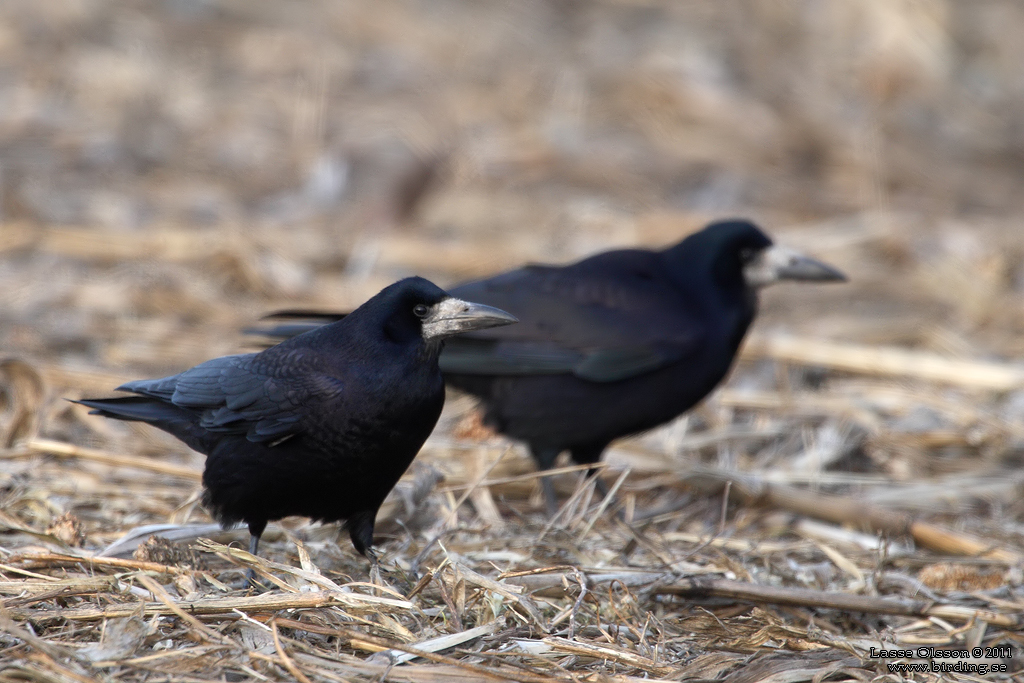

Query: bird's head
[
  {"left": 380, "top": 277, "right": 518, "bottom": 343},
  {"left": 673, "top": 220, "right": 847, "bottom": 289}
]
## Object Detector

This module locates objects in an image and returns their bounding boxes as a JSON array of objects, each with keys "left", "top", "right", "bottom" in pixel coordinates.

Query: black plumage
[
  {"left": 257, "top": 221, "right": 845, "bottom": 511},
  {"left": 76, "top": 277, "right": 516, "bottom": 559}
]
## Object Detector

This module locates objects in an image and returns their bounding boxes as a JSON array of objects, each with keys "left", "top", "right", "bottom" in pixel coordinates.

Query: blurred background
[
  {"left": 3, "top": 0, "right": 1024, "bottom": 372},
  {"left": 3, "top": 0, "right": 1024, "bottom": 553}
]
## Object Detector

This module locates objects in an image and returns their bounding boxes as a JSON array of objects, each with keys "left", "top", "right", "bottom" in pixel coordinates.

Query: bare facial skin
[
  {"left": 421, "top": 298, "right": 518, "bottom": 340},
  {"left": 743, "top": 245, "right": 847, "bottom": 288}
]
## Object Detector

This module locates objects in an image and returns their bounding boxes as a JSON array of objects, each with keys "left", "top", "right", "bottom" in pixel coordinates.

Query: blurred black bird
[
  {"left": 75, "top": 277, "right": 516, "bottom": 563},
  {"left": 255, "top": 220, "right": 846, "bottom": 512}
]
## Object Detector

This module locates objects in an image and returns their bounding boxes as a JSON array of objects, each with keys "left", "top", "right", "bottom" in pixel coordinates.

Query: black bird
[
  {"left": 256, "top": 221, "right": 845, "bottom": 512},
  {"left": 76, "top": 277, "right": 516, "bottom": 562}
]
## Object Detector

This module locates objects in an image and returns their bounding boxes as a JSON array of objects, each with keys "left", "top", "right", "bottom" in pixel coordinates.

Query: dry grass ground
[{"left": 1, "top": 1, "right": 1024, "bottom": 681}]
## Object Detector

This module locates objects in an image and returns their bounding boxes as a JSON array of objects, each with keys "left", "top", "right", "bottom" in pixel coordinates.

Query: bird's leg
[
  {"left": 245, "top": 520, "right": 267, "bottom": 589},
  {"left": 541, "top": 477, "right": 560, "bottom": 518},
  {"left": 346, "top": 511, "right": 376, "bottom": 558},
  {"left": 530, "top": 447, "right": 563, "bottom": 517},
  {"left": 248, "top": 531, "right": 261, "bottom": 556}
]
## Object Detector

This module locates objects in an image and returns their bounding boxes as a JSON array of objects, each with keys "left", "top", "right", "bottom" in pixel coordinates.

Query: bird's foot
[
  {"left": 364, "top": 547, "right": 383, "bottom": 584},
  {"left": 244, "top": 567, "right": 271, "bottom": 592}
]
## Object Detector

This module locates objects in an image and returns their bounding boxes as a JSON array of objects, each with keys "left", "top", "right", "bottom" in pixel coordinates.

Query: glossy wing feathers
[
  {"left": 119, "top": 350, "right": 341, "bottom": 443},
  {"left": 445, "top": 254, "right": 705, "bottom": 382}
]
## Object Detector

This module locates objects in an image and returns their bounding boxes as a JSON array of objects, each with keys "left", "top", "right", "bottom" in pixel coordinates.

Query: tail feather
[
  {"left": 73, "top": 397, "right": 209, "bottom": 453},
  {"left": 261, "top": 310, "right": 347, "bottom": 322},
  {"left": 244, "top": 322, "right": 329, "bottom": 341},
  {"left": 74, "top": 396, "right": 188, "bottom": 423},
  {"left": 246, "top": 311, "right": 347, "bottom": 346}
]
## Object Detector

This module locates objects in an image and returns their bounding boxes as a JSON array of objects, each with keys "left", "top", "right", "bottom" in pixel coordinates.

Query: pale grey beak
[
  {"left": 744, "top": 245, "right": 846, "bottom": 288},
  {"left": 422, "top": 298, "right": 518, "bottom": 340},
  {"left": 776, "top": 254, "right": 847, "bottom": 282}
]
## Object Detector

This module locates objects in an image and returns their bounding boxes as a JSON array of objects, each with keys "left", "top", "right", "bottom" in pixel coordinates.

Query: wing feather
[
  {"left": 120, "top": 351, "right": 343, "bottom": 443},
  {"left": 447, "top": 251, "right": 704, "bottom": 382}
]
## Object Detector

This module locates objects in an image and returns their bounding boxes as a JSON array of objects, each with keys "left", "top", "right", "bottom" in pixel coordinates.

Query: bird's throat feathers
[{"left": 419, "top": 337, "right": 445, "bottom": 363}]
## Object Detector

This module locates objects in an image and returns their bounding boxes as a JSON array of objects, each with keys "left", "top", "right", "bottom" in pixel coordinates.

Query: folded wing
[
  {"left": 445, "top": 253, "right": 705, "bottom": 382},
  {"left": 118, "top": 350, "right": 342, "bottom": 443}
]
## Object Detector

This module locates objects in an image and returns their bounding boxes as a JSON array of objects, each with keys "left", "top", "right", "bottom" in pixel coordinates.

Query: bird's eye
[
  {"left": 738, "top": 248, "right": 756, "bottom": 263},
  {"left": 413, "top": 304, "right": 430, "bottom": 318}
]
